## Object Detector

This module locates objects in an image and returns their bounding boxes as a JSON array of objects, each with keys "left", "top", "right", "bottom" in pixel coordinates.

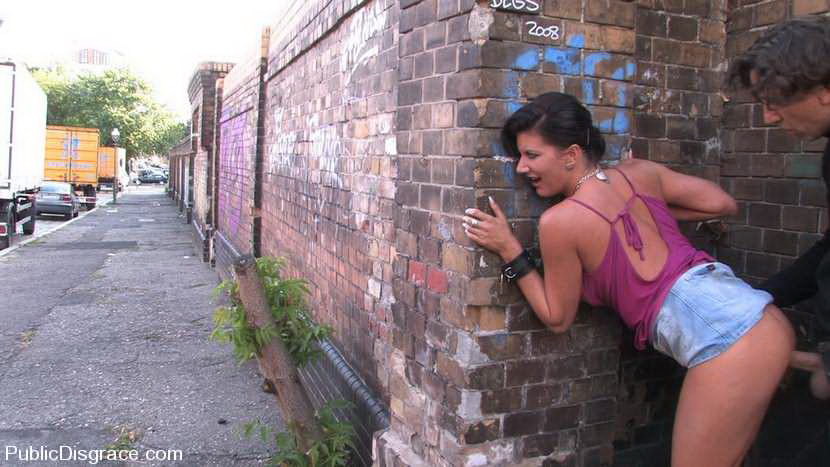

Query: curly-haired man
[{"left": 728, "top": 15, "right": 830, "bottom": 399}]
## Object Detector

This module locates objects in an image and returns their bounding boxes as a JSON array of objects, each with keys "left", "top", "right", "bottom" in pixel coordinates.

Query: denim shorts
[{"left": 651, "top": 262, "right": 773, "bottom": 368}]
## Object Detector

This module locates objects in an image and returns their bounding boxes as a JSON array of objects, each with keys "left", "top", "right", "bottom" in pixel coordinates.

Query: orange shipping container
[
  {"left": 97, "top": 146, "right": 126, "bottom": 179},
  {"left": 44, "top": 126, "right": 100, "bottom": 185}
]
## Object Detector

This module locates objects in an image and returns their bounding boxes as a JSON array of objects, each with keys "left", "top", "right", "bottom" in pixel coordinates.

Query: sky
[{"left": 0, "top": 0, "right": 291, "bottom": 121}]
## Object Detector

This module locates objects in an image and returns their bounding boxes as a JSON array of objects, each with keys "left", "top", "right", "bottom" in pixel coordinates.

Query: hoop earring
[{"left": 565, "top": 162, "right": 575, "bottom": 171}]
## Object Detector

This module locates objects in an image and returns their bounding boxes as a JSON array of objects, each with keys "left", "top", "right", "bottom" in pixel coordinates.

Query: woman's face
[{"left": 515, "top": 129, "right": 572, "bottom": 197}]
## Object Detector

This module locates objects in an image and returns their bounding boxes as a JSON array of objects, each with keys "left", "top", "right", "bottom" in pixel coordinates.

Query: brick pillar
[
  {"left": 377, "top": 1, "right": 632, "bottom": 465},
  {"left": 186, "top": 62, "right": 234, "bottom": 262}
]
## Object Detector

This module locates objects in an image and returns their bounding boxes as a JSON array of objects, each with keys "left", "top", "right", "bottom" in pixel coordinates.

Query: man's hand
[{"left": 463, "top": 196, "right": 523, "bottom": 262}]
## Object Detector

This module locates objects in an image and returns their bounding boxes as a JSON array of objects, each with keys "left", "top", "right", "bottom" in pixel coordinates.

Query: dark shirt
[{"left": 759, "top": 138, "right": 830, "bottom": 333}]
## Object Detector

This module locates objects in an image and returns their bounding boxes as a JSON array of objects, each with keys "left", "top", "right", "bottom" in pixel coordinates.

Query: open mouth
[{"left": 527, "top": 176, "right": 541, "bottom": 186}]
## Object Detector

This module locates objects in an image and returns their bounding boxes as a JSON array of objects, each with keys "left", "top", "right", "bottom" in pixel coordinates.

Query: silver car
[{"left": 36, "top": 181, "right": 80, "bottom": 220}]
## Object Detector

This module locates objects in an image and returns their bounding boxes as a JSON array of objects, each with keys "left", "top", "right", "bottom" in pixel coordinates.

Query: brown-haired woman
[{"left": 464, "top": 92, "right": 794, "bottom": 467}]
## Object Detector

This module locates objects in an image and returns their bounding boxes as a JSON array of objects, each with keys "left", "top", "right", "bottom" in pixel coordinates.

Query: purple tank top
[{"left": 568, "top": 169, "right": 712, "bottom": 350}]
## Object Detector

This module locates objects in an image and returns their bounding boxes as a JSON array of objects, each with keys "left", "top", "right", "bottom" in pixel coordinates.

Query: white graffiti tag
[
  {"left": 266, "top": 108, "right": 297, "bottom": 176},
  {"left": 341, "top": 1, "right": 388, "bottom": 84}
]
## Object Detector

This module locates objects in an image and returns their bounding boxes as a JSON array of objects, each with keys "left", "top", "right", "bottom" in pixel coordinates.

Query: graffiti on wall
[
  {"left": 268, "top": 111, "right": 345, "bottom": 191},
  {"left": 308, "top": 114, "right": 345, "bottom": 189},
  {"left": 341, "top": 0, "right": 387, "bottom": 84},
  {"left": 266, "top": 108, "right": 297, "bottom": 177},
  {"left": 218, "top": 113, "right": 248, "bottom": 235}
]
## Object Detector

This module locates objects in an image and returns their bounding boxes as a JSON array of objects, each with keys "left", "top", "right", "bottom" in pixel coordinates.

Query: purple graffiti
[{"left": 218, "top": 114, "right": 248, "bottom": 236}]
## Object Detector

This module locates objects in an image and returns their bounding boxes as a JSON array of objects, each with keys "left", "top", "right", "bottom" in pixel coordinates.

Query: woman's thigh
[{"left": 671, "top": 306, "right": 794, "bottom": 467}]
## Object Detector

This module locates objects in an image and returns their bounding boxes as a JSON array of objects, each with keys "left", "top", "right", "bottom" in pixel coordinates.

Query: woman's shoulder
[
  {"left": 610, "top": 158, "right": 663, "bottom": 197},
  {"left": 612, "top": 158, "right": 659, "bottom": 176},
  {"left": 539, "top": 198, "right": 591, "bottom": 235}
]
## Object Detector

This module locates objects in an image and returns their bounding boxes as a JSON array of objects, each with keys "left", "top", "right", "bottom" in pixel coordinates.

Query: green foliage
[
  {"left": 31, "top": 66, "right": 187, "bottom": 160},
  {"left": 210, "top": 257, "right": 333, "bottom": 367},
  {"left": 242, "top": 400, "right": 357, "bottom": 467}
]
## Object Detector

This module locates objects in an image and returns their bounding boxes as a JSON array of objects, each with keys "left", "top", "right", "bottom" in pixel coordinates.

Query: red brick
[
  {"left": 427, "top": 267, "right": 449, "bottom": 293},
  {"left": 793, "top": 0, "right": 830, "bottom": 16},
  {"left": 410, "top": 260, "right": 427, "bottom": 286},
  {"left": 754, "top": 0, "right": 788, "bottom": 27},
  {"left": 544, "top": 0, "right": 582, "bottom": 19}
]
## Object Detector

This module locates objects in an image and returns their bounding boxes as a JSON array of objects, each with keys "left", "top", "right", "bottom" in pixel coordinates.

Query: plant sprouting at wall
[
  {"left": 242, "top": 400, "right": 357, "bottom": 467},
  {"left": 210, "top": 278, "right": 279, "bottom": 363},
  {"left": 210, "top": 256, "right": 333, "bottom": 367}
]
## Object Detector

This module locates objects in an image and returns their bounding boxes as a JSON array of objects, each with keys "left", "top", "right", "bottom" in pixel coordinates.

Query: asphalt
[{"left": 0, "top": 185, "right": 283, "bottom": 466}]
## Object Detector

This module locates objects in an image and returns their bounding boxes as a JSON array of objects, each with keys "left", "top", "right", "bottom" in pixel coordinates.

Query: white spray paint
[
  {"left": 266, "top": 108, "right": 297, "bottom": 175},
  {"left": 341, "top": 1, "right": 388, "bottom": 84},
  {"left": 458, "top": 390, "right": 483, "bottom": 419},
  {"left": 307, "top": 114, "right": 345, "bottom": 189}
]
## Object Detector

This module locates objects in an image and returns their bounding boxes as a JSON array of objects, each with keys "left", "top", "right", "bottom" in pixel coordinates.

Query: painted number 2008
[{"left": 526, "top": 21, "right": 560, "bottom": 40}]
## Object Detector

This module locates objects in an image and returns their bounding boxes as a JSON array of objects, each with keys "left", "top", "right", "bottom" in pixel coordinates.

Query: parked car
[
  {"left": 138, "top": 169, "right": 166, "bottom": 184},
  {"left": 36, "top": 181, "right": 80, "bottom": 220}
]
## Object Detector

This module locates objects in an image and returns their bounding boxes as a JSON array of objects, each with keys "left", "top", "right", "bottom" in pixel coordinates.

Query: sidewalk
[{"left": 0, "top": 186, "right": 282, "bottom": 466}]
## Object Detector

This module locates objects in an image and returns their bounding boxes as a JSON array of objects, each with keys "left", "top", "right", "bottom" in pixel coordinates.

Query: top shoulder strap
[
  {"left": 612, "top": 167, "right": 638, "bottom": 195},
  {"left": 567, "top": 198, "right": 613, "bottom": 223}
]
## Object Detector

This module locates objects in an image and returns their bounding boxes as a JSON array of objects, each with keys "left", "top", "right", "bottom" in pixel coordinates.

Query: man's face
[{"left": 751, "top": 70, "right": 830, "bottom": 139}]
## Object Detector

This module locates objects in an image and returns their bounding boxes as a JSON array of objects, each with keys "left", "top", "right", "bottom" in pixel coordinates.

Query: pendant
[{"left": 595, "top": 169, "right": 609, "bottom": 183}]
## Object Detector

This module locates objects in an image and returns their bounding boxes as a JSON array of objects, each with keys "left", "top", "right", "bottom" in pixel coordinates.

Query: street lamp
[{"left": 111, "top": 128, "right": 120, "bottom": 205}]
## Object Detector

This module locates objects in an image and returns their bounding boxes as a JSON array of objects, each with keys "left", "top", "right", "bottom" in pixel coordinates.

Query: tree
[{"left": 32, "top": 67, "right": 187, "bottom": 161}]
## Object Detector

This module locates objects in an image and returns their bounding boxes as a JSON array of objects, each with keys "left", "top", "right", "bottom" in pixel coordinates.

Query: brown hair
[{"left": 727, "top": 16, "right": 830, "bottom": 105}]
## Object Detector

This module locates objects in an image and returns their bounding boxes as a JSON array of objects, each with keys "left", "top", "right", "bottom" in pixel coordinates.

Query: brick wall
[
  {"left": 720, "top": 2, "right": 830, "bottom": 465},
  {"left": 213, "top": 34, "right": 268, "bottom": 279},
  {"left": 168, "top": 138, "right": 192, "bottom": 212},
  {"left": 170, "top": 1, "right": 830, "bottom": 465},
  {"left": 611, "top": 1, "right": 729, "bottom": 464},
  {"left": 261, "top": 0, "right": 399, "bottom": 404},
  {"left": 187, "top": 62, "right": 233, "bottom": 262},
  {"left": 378, "top": 1, "right": 638, "bottom": 465}
]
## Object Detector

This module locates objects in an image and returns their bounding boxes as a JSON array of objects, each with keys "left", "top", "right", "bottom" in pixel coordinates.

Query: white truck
[{"left": 0, "top": 61, "right": 47, "bottom": 250}]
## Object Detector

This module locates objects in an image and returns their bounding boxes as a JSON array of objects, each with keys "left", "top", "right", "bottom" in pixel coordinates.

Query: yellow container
[
  {"left": 97, "top": 147, "right": 119, "bottom": 179},
  {"left": 44, "top": 126, "right": 100, "bottom": 185}
]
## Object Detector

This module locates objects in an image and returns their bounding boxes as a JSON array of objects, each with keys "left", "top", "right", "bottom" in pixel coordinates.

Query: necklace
[{"left": 570, "top": 166, "right": 609, "bottom": 196}]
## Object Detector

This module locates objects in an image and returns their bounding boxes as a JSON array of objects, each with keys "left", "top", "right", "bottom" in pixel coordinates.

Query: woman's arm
[
  {"left": 668, "top": 206, "right": 732, "bottom": 221},
  {"left": 650, "top": 162, "right": 738, "bottom": 220},
  {"left": 464, "top": 198, "right": 582, "bottom": 332}
]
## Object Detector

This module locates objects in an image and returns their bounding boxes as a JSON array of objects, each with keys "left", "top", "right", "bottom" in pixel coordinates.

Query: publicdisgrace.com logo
[{"left": 5, "top": 445, "right": 184, "bottom": 464}]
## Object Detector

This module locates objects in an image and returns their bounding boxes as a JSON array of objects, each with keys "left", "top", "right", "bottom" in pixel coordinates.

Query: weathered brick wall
[
  {"left": 168, "top": 138, "right": 193, "bottom": 211},
  {"left": 170, "top": 1, "right": 830, "bottom": 465},
  {"left": 261, "top": 0, "right": 399, "bottom": 401},
  {"left": 611, "top": 1, "right": 728, "bottom": 464},
  {"left": 721, "top": 1, "right": 826, "bottom": 294},
  {"left": 214, "top": 49, "right": 264, "bottom": 278},
  {"left": 187, "top": 63, "right": 233, "bottom": 259},
  {"left": 720, "top": 2, "right": 830, "bottom": 465},
  {"left": 378, "top": 1, "right": 640, "bottom": 465}
]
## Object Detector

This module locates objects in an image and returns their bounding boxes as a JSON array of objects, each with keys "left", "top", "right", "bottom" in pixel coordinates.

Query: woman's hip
[{"left": 650, "top": 262, "right": 776, "bottom": 368}]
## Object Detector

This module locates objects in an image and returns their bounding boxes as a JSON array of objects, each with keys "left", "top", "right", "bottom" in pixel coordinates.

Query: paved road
[{"left": 0, "top": 185, "right": 282, "bottom": 466}]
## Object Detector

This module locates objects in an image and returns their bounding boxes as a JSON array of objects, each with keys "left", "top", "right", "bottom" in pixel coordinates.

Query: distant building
[{"left": 73, "top": 47, "right": 126, "bottom": 73}]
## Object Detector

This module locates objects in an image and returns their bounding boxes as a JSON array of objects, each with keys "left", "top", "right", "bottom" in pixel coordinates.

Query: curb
[{"left": 0, "top": 192, "right": 121, "bottom": 258}]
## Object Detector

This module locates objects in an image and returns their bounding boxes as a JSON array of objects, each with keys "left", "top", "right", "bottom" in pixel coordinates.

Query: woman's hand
[{"left": 463, "top": 197, "right": 524, "bottom": 262}]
